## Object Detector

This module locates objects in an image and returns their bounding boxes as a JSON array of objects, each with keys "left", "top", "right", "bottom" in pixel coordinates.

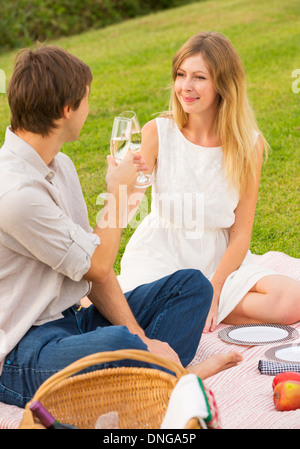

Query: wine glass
[
  {"left": 119, "top": 111, "right": 154, "bottom": 188},
  {"left": 110, "top": 116, "right": 132, "bottom": 163},
  {"left": 98, "top": 116, "right": 132, "bottom": 202}
]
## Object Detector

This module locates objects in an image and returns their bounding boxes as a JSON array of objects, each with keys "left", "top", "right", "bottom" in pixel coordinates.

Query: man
[{"left": 0, "top": 45, "right": 241, "bottom": 408}]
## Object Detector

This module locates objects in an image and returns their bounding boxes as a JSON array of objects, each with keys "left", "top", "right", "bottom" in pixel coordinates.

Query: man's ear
[{"left": 62, "top": 104, "right": 71, "bottom": 119}]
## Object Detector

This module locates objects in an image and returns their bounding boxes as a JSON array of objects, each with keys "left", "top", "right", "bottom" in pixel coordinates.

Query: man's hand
[
  {"left": 106, "top": 152, "right": 148, "bottom": 196},
  {"left": 139, "top": 335, "right": 183, "bottom": 366}
]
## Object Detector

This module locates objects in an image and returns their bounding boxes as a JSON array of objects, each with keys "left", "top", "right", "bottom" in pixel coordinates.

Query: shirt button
[{"left": 70, "top": 230, "right": 75, "bottom": 236}]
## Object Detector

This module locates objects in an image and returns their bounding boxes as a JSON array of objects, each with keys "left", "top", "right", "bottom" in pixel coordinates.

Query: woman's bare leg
[
  {"left": 223, "top": 275, "right": 300, "bottom": 325},
  {"left": 188, "top": 275, "right": 299, "bottom": 380}
]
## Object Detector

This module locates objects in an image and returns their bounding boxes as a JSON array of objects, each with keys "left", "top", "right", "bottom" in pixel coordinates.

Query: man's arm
[
  {"left": 87, "top": 270, "right": 182, "bottom": 364},
  {"left": 83, "top": 152, "right": 145, "bottom": 283},
  {"left": 83, "top": 150, "right": 181, "bottom": 364},
  {"left": 87, "top": 270, "right": 146, "bottom": 338},
  {"left": 84, "top": 121, "right": 159, "bottom": 284}
]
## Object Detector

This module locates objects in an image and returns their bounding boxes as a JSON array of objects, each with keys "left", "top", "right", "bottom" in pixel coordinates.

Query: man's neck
[{"left": 14, "top": 129, "right": 62, "bottom": 166}]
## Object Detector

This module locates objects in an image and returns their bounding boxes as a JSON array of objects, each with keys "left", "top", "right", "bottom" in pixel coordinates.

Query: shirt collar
[{"left": 3, "top": 127, "right": 57, "bottom": 182}]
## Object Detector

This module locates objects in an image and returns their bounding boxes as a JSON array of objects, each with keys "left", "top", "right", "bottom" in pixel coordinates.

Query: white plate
[
  {"left": 265, "top": 343, "right": 300, "bottom": 364},
  {"left": 218, "top": 324, "right": 299, "bottom": 346}
]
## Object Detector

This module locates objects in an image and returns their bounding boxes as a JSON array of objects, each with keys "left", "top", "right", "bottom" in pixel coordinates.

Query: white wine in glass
[
  {"left": 110, "top": 116, "right": 132, "bottom": 163},
  {"left": 119, "top": 111, "right": 154, "bottom": 188},
  {"left": 98, "top": 116, "right": 132, "bottom": 201}
]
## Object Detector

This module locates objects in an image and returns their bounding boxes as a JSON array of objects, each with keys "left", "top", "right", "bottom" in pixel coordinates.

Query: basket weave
[{"left": 20, "top": 349, "right": 202, "bottom": 429}]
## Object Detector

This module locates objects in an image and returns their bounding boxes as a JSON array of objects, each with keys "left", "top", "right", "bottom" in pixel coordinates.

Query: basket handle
[{"left": 29, "top": 349, "right": 188, "bottom": 403}]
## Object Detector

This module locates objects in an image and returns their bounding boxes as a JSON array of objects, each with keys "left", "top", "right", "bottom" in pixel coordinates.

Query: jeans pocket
[{"left": 0, "top": 381, "right": 28, "bottom": 408}]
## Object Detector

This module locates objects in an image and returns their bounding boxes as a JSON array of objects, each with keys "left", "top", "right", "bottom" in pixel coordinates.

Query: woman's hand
[{"left": 203, "top": 296, "right": 219, "bottom": 333}]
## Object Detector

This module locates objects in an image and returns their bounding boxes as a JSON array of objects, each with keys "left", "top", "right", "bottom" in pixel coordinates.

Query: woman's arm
[
  {"left": 204, "top": 135, "right": 264, "bottom": 332},
  {"left": 140, "top": 119, "right": 159, "bottom": 171}
]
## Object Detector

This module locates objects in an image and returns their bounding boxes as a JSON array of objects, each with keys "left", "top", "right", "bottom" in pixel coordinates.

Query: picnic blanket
[
  {"left": 0, "top": 251, "right": 299, "bottom": 429},
  {"left": 191, "top": 251, "right": 300, "bottom": 429}
]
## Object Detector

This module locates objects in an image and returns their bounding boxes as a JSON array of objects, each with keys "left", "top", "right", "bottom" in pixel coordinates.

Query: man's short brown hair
[{"left": 8, "top": 44, "right": 93, "bottom": 136}]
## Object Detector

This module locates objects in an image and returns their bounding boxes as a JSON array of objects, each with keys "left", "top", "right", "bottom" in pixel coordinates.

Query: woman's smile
[{"left": 181, "top": 95, "right": 200, "bottom": 103}]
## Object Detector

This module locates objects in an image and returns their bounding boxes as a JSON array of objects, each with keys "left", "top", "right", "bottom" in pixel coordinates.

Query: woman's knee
[
  {"left": 255, "top": 275, "right": 300, "bottom": 324},
  {"left": 277, "top": 290, "right": 300, "bottom": 324}
]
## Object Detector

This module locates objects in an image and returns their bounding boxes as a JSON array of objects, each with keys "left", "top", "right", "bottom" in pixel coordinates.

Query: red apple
[
  {"left": 273, "top": 380, "right": 300, "bottom": 411},
  {"left": 272, "top": 372, "right": 300, "bottom": 390}
]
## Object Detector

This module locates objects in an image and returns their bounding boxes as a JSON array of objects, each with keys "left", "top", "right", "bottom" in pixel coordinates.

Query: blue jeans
[{"left": 0, "top": 269, "right": 212, "bottom": 408}]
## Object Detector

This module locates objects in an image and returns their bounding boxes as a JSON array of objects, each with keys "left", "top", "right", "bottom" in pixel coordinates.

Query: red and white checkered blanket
[{"left": 0, "top": 251, "right": 299, "bottom": 429}]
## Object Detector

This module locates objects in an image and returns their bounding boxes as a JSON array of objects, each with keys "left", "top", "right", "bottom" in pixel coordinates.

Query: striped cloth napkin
[{"left": 258, "top": 360, "right": 300, "bottom": 375}]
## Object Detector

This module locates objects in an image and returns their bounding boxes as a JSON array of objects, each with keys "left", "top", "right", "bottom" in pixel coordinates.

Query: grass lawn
[{"left": 0, "top": 0, "right": 299, "bottom": 273}]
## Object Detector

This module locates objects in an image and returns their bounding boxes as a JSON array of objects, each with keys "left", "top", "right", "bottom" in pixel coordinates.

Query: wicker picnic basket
[{"left": 19, "top": 349, "right": 204, "bottom": 429}]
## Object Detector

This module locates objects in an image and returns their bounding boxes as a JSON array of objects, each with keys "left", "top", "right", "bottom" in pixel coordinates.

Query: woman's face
[{"left": 174, "top": 53, "right": 219, "bottom": 117}]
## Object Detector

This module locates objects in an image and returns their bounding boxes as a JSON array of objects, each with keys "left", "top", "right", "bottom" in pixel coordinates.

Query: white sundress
[{"left": 117, "top": 117, "right": 275, "bottom": 323}]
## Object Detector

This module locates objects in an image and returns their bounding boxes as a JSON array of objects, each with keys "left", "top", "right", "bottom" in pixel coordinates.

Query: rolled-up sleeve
[
  {"left": 53, "top": 225, "right": 100, "bottom": 281},
  {"left": 0, "top": 183, "right": 100, "bottom": 282}
]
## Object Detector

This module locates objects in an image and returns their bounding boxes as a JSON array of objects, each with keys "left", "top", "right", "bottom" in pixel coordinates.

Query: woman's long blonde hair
[{"left": 167, "top": 31, "right": 268, "bottom": 197}]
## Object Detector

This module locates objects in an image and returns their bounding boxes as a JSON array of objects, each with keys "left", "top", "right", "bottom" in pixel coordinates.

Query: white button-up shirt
[{"left": 0, "top": 127, "right": 100, "bottom": 372}]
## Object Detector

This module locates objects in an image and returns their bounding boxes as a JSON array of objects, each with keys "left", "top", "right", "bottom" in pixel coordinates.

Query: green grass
[{"left": 0, "top": 0, "right": 299, "bottom": 273}]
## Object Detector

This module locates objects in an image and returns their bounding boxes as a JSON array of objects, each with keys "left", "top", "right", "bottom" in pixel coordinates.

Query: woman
[{"left": 118, "top": 31, "right": 300, "bottom": 332}]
